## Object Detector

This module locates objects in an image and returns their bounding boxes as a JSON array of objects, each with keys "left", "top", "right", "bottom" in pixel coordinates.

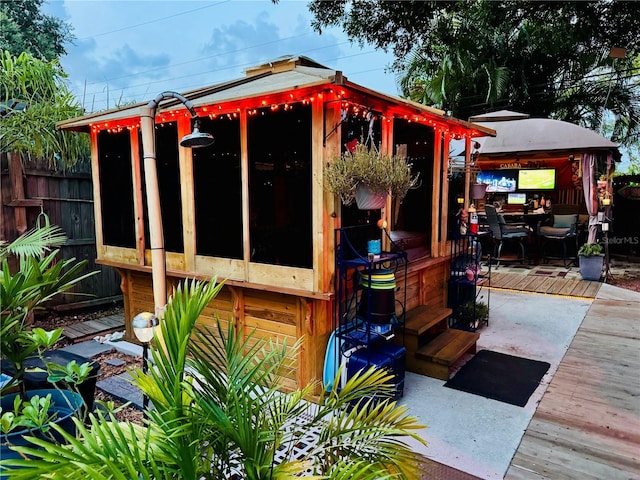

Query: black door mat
[{"left": 444, "top": 350, "right": 550, "bottom": 407}]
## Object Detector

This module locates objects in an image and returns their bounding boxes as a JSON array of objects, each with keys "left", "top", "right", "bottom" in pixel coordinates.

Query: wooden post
[
  {"left": 440, "top": 132, "right": 451, "bottom": 256},
  {"left": 464, "top": 136, "right": 471, "bottom": 208},
  {"left": 431, "top": 129, "right": 442, "bottom": 256},
  {"left": 8, "top": 152, "right": 27, "bottom": 234}
]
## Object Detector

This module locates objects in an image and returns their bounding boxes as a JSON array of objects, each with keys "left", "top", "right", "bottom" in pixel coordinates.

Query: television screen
[
  {"left": 518, "top": 169, "right": 556, "bottom": 190},
  {"left": 476, "top": 170, "right": 517, "bottom": 193},
  {"left": 507, "top": 193, "right": 527, "bottom": 205}
]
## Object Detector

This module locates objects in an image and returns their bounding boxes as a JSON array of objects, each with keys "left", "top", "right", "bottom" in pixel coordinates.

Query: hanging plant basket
[
  {"left": 355, "top": 184, "right": 388, "bottom": 210},
  {"left": 471, "top": 183, "right": 488, "bottom": 200}
]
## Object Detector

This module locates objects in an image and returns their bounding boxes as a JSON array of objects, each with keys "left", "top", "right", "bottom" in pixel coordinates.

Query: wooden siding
[
  {"left": 120, "top": 269, "right": 332, "bottom": 396},
  {"left": 115, "top": 254, "right": 451, "bottom": 399}
]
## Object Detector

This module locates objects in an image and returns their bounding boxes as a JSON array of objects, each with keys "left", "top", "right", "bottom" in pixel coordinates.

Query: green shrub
[{"left": 578, "top": 242, "right": 604, "bottom": 257}]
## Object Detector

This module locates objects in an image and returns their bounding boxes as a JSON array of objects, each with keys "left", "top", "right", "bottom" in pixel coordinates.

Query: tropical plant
[
  {"left": 0, "top": 222, "right": 98, "bottom": 455},
  {"left": 0, "top": 50, "right": 89, "bottom": 168},
  {"left": 0, "top": 225, "right": 97, "bottom": 398},
  {"left": 578, "top": 242, "right": 604, "bottom": 257},
  {"left": 1, "top": 278, "right": 428, "bottom": 479},
  {"left": 324, "top": 143, "right": 420, "bottom": 206}
]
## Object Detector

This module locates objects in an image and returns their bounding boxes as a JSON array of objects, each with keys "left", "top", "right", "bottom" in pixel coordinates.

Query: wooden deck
[
  {"left": 61, "top": 314, "right": 125, "bottom": 342},
  {"left": 490, "top": 272, "right": 601, "bottom": 298},
  {"left": 505, "top": 285, "right": 640, "bottom": 479}
]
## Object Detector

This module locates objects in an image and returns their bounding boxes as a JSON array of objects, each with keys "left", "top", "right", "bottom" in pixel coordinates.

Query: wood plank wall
[
  {"left": 119, "top": 257, "right": 451, "bottom": 398},
  {"left": 0, "top": 155, "right": 122, "bottom": 306},
  {"left": 122, "top": 270, "right": 333, "bottom": 396}
]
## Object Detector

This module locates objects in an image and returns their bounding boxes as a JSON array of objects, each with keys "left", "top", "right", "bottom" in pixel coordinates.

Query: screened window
[
  {"left": 97, "top": 130, "right": 135, "bottom": 247},
  {"left": 193, "top": 116, "right": 243, "bottom": 259},
  {"left": 139, "top": 122, "right": 183, "bottom": 253},
  {"left": 392, "top": 119, "right": 434, "bottom": 236},
  {"left": 247, "top": 105, "right": 312, "bottom": 268}
]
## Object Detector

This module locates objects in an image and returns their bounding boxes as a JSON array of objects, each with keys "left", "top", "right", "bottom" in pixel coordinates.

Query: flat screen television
[
  {"left": 507, "top": 193, "right": 527, "bottom": 205},
  {"left": 518, "top": 168, "right": 556, "bottom": 190},
  {"left": 476, "top": 170, "right": 517, "bottom": 193}
]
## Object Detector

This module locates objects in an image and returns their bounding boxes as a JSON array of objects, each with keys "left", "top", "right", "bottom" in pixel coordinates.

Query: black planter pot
[{"left": 0, "top": 350, "right": 100, "bottom": 412}]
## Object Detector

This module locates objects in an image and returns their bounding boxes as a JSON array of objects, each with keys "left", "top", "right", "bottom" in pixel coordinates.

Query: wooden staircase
[{"left": 395, "top": 305, "right": 479, "bottom": 380}]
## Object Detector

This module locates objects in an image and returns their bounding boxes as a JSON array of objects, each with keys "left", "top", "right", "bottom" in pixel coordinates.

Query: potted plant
[
  {"left": 2, "top": 279, "right": 428, "bottom": 479},
  {"left": 324, "top": 143, "right": 419, "bottom": 209},
  {"left": 455, "top": 299, "right": 489, "bottom": 331},
  {"left": 0, "top": 225, "right": 97, "bottom": 461},
  {"left": 578, "top": 242, "right": 604, "bottom": 281}
]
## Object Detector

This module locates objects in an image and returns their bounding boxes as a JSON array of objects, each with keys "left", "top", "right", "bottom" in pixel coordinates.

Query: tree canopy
[
  {"left": 0, "top": 0, "right": 73, "bottom": 61},
  {"left": 308, "top": 0, "right": 640, "bottom": 148}
]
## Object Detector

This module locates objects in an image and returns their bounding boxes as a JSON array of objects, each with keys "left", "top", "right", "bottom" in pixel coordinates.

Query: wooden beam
[
  {"left": 130, "top": 128, "right": 145, "bottom": 266},
  {"left": 312, "top": 98, "right": 325, "bottom": 292},
  {"left": 178, "top": 117, "right": 195, "bottom": 272},
  {"left": 240, "top": 109, "right": 250, "bottom": 277},
  {"left": 90, "top": 130, "right": 105, "bottom": 258},
  {"left": 439, "top": 133, "right": 451, "bottom": 257},
  {"left": 464, "top": 136, "right": 471, "bottom": 207},
  {"left": 431, "top": 128, "right": 442, "bottom": 256},
  {"left": 6, "top": 199, "right": 42, "bottom": 207},
  {"left": 8, "top": 152, "right": 27, "bottom": 234}
]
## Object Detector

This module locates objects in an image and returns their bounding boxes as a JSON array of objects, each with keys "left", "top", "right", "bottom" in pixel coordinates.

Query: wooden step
[
  {"left": 416, "top": 329, "right": 479, "bottom": 366},
  {"left": 404, "top": 306, "right": 453, "bottom": 336}
]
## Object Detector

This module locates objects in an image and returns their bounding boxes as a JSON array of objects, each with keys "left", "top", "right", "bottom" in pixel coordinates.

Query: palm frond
[{"left": 0, "top": 225, "right": 66, "bottom": 261}]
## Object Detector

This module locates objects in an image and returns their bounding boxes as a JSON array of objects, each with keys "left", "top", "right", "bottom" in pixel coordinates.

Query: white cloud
[{"left": 44, "top": 0, "right": 399, "bottom": 112}]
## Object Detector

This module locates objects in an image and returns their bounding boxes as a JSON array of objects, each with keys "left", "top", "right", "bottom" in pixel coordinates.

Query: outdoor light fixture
[
  {"left": 132, "top": 311, "right": 159, "bottom": 413},
  {"left": 180, "top": 118, "right": 214, "bottom": 148},
  {"left": 140, "top": 91, "right": 214, "bottom": 317}
]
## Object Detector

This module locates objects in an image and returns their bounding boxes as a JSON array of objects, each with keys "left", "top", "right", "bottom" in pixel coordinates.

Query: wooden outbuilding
[{"left": 57, "top": 56, "right": 494, "bottom": 395}]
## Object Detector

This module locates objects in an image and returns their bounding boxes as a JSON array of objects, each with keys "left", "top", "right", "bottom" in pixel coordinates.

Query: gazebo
[
  {"left": 468, "top": 110, "right": 621, "bottom": 242},
  {"left": 58, "top": 56, "right": 494, "bottom": 395}
]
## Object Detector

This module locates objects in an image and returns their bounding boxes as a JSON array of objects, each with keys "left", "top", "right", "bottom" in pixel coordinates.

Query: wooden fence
[{"left": 1, "top": 153, "right": 122, "bottom": 309}]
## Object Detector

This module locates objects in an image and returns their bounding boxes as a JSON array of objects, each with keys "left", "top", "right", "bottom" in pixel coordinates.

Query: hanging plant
[{"left": 323, "top": 143, "right": 420, "bottom": 207}]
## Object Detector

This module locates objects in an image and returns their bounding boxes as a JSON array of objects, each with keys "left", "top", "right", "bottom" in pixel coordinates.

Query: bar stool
[{"left": 539, "top": 214, "right": 578, "bottom": 267}]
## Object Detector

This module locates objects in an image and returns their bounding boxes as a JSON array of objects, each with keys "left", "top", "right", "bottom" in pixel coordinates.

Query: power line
[
  {"left": 76, "top": 1, "right": 231, "bottom": 40},
  {"left": 81, "top": 30, "right": 319, "bottom": 90}
]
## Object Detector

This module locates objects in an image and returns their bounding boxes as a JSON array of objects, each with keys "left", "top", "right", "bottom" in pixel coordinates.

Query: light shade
[
  {"left": 132, "top": 312, "right": 159, "bottom": 343},
  {"left": 180, "top": 127, "right": 214, "bottom": 148}
]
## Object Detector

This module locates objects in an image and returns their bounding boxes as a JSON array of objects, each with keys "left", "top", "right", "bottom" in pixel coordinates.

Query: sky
[{"left": 43, "top": 0, "right": 399, "bottom": 114}]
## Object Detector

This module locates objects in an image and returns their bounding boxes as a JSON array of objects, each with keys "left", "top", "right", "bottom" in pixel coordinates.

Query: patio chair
[
  {"left": 484, "top": 204, "right": 531, "bottom": 268},
  {"left": 538, "top": 206, "right": 579, "bottom": 267}
]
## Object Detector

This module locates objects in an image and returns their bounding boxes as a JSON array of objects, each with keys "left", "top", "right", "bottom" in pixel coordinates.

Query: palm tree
[{"left": 2, "top": 278, "right": 428, "bottom": 479}]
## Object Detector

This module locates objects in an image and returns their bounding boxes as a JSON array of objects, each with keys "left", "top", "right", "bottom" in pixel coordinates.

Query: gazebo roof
[
  {"left": 470, "top": 110, "right": 619, "bottom": 157},
  {"left": 57, "top": 56, "right": 494, "bottom": 138}
]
